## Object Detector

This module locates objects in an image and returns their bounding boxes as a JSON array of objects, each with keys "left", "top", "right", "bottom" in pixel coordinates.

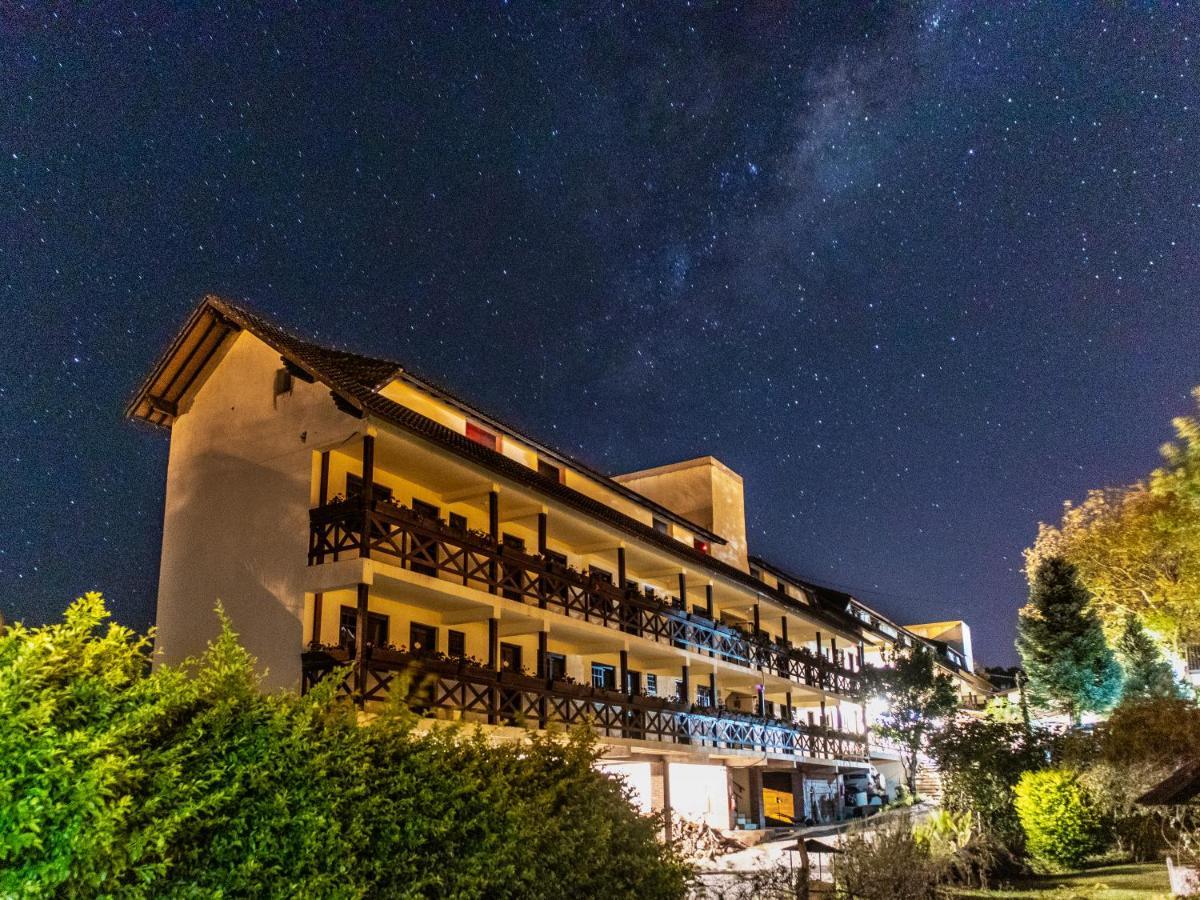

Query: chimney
[{"left": 614, "top": 456, "right": 749, "bottom": 572}]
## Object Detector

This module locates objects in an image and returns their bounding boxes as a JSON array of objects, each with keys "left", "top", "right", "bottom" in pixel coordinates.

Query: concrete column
[{"left": 748, "top": 768, "right": 765, "bottom": 829}]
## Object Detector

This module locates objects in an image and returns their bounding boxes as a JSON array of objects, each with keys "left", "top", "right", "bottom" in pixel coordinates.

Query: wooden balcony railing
[
  {"left": 301, "top": 646, "right": 869, "bottom": 762},
  {"left": 308, "top": 498, "right": 860, "bottom": 696}
]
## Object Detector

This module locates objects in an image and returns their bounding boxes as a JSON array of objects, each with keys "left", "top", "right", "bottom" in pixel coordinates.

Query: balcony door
[{"left": 339, "top": 605, "right": 389, "bottom": 649}]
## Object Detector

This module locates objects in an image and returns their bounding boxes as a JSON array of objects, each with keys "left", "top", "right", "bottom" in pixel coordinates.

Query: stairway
[{"left": 913, "top": 759, "right": 943, "bottom": 804}]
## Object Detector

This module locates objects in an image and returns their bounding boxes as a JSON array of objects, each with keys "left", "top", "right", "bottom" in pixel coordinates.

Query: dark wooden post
[
  {"left": 620, "top": 650, "right": 629, "bottom": 694},
  {"left": 708, "top": 671, "right": 717, "bottom": 708},
  {"left": 857, "top": 640, "right": 865, "bottom": 671},
  {"left": 757, "top": 684, "right": 766, "bottom": 717},
  {"left": 537, "top": 511, "right": 548, "bottom": 554},
  {"left": 705, "top": 583, "right": 714, "bottom": 619},
  {"left": 680, "top": 664, "right": 690, "bottom": 705},
  {"left": 617, "top": 546, "right": 627, "bottom": 590},
  {"left": 537, "top": 630, "right": 549, "bottom": 728},
  {"left": 487, "top": 616, "right": 500, "bottom": 724},
  {"left": 785, "top": 690, "right": 793, "bottom": 721},
  {"left": 318, "top": 450, "right": 330, "bottom": 505},
  {"left": 752, "top": 603, "right": 761, "bottom": 638},
  {"left": 354, "top": 582, "right": 369, "bottom": 704},
  {"left": 360, "top": 436, "right": 375, "bottom": 560},
  {"left": 831, "top": 637, "right": 839, "bottom": 668},
  {"left": 780, "top": 615, "right": 789, "bottom": 646},
  {"left": 488, "top": 490, "right": 499, "bottom": 594},
  {"left": 678, "top": 572, "right": 687, "bottom": 609},
  {"left": 820, "top": 698, "right": 827, "bottom": 727},
  {"left": 311, "top": 593, "right": 323, "bottom": 646}
]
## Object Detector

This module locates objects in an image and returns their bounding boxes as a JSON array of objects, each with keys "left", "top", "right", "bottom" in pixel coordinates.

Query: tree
[
  {"left": 1016, "top": 557, "right": 1123, "bottom": 724},
  {"left": 929, "top": 718, "right": 1056, "bottom": 852},
  {"left": 864, "top": 645, "right": 959, "bottom": 797},
  {"left": 0, "top": 595, "right": 692, "bottom": 899},
  {"left": 1116, "top": 612, "right": 1182, "bottom": 701},
  {"left": 1026, "top": 386, "right": 1200, "bottom": 644}
]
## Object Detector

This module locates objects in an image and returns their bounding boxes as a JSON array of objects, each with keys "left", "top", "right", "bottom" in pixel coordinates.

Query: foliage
[
  {"left": 1013, "top": 769, "right": 1106, "bottom": 867},
  {"left": 1075, "top": 697, "right": 1200, "bottom": 860},
  {"left": 863, "top": 645, "right": 959, "bottom": 796},
  {"left": 833, "top": 813, "right": 943, "bottom": 900},
  {"left": 1016, "top": 557, "right": 1123, "bottom": 723},
  {"left": 0, "top": 594, "right": 691, "bottom": 899},
  {"left": 1026, "top": 386, "right": 1200, "bottom": 643},
  {"left": 929, "top": 717, "right": 1056, "bottom": 852},
  {"left": 1115, "top": 612, "right": 1182, "bottom": 701}
]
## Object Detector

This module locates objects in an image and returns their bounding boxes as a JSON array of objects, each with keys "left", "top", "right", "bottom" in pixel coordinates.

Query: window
[
  {"left": 645, "top": 674, "right": 658, "bottom": 696},
  {"left": 545, "top": 652, "right": 567, "bottom": 681},
  {"left": 448, "top": 629, "right": 466, "bottom": 658},
  {"left": 696, "top": 684, "right": 713, "bottom": 708},
  {"left": 466, "top": 422, "right": 498, "bottom": 450},
  {"left": 500, "top": 643, "right": 522, "bottom": 672},
  {"left": 674, "top": 680, "right": 686, "bottom": 703},
  {"left": 1188, "top": 644, "right": 1200, "bottom": 673},
  {"left": 449, "top": 512, "right": 468, "bottom": 531},
  {"left": 409, "top": 622, "right": 437, "bottom": 654},
  {"left": 589, "top": 566, "right": 613, "bottom": 584},
  {"left": 591, "top": 662, "right": 616, "bottom": 690},
  {"left": 693, "top": 538, "right": 710, "bottom": 554},
  {"left": 537, "top": 458, "right": 562, "bottom": 482},
  {"left": 502, "top": 533, "right": 525, "bottom": 551},
  {"left": 339, "top": 606, "right": 389, "bottom": 647},
  {"left": 652, "top": 517, "right": 670, "bottom": 535},
  {"left": 346, "top": 473, "right": 393, "bottom": 502}
]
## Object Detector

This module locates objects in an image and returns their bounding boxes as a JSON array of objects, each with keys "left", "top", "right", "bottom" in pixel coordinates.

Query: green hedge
[
  {"left": 1013, "top": 768, "right": 1105, "bottom": 867},
  {"left": 0, "top": 595, "right": 691, "bottom": 898}
]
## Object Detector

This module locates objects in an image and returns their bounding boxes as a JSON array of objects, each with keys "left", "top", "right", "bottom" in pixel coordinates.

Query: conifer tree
[
  {"left": 1017, "top": 556, "right": 1123, "bottom": 724},
  {"left": 1116, "top": 612, "right": 1181, "bottom": 701}
]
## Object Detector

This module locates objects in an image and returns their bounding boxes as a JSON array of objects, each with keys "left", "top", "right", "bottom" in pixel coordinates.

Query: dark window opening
[
  {"left": 502, "top": 533, "right": 525, "bottom": 551},
  {"left": 448, "top": 512, "right": 468, "bottom": 531},
  {"left": 591, "top": 662, "right": 616, "bottom": 690},
  {"left": 545, "top": 652, "right": 567, "bottom": 681},
  {"left": 409, "top": 622, "right": 437, "bottom": 655},
  {"left": 346, "top": 473, "right": 393, "bottom": 503},
  {"left": 448, "top": 629, "right": 466, "bottom": 658},
  {"left": 339, "top": 606, "right": 388, "bottom": 647},
  {"left": 624, "top": 669, "right": 642, "bottom": 695},
  {"left": 652, "top": 517, "right": 670, "bottom": 534},
  {"left": 537, "top": 458, "right": 562, "bottom": 482},
  {"left": 500, "top": 642, "right": 522, "bottom": 672},
  {"left": 410, "top": 500, "right": 440, "bottom": 576},
  {"left": 589, "top": 566, "right": 613, "bottom": 584},
  {"left": 696, "top": 685, "right": 713, "bottom": 708}
]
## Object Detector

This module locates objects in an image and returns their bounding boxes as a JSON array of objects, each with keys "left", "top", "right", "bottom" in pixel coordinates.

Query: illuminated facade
[{"left": 130, "top": 296, "right": 990, "bottom": 832}]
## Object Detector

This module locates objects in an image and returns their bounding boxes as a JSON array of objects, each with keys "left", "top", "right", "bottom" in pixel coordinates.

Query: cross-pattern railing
[
  {"left": 309, "top": 498, "right": 860, "bottom": 696},
  {"left": 301, "top": 646, "right": 869, "bottom": 762}
]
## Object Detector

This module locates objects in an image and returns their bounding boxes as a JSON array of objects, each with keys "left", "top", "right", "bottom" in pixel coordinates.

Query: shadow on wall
[{"left": 155, "top": 448, "right": 309, "bottom": 691}]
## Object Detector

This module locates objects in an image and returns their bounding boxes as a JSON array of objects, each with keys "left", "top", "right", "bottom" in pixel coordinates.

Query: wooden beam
[
  {"left": 311, "top": 592, "right": 323, "bottom": 645},
  {"left": 360, "top": 435, "right": 374, "bottom": 560},
  {"left": 318, "top": 451, "right": 330, "bottom": 506},
  {"left": 354, "top": 583, "right": 369, "bottom": 704},
  {"left": 538, "top": 512, "right": 548, "bottom": 555}
]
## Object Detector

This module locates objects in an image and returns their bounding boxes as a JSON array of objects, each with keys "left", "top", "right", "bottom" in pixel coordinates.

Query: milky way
[{"left": 3, "top": 3, "right": 1199, "bottom": 664}]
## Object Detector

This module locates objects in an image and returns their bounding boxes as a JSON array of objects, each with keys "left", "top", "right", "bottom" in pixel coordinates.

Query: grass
[{"left": 951, "top": 860, "right": 1170, "bottom": 899}]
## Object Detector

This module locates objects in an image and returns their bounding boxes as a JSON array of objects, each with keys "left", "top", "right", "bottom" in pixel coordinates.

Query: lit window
[
  {"left": 591, "top": 663, "right": 616, "bottom": 690},
  {"left": 465, "top": 422, "right": 498, "bottom": 450}
]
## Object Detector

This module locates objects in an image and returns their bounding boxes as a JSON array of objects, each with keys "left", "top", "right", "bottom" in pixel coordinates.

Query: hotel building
[{"left": 129, "top": 296, "right": 990, "bottom": 832}]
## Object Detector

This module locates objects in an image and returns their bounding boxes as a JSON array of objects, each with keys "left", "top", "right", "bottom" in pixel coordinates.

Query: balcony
[
  {"left": 301, "top": 645, "right": 868, "bottom": 762},
  {"left": 308, "top": 496, "right": 860, "bottom": 696}
]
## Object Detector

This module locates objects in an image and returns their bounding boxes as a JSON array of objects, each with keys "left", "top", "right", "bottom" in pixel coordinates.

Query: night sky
[{"left": 4, "top": 4, "right": 1199, "bottom": 666}]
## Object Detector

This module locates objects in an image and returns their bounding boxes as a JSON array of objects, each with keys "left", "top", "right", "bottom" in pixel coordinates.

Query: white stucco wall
[{"left": 155, "top": 330, "right": 358, "bottom": 689}]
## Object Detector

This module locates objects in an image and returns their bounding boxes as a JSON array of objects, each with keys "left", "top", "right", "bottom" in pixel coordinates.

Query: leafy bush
[
  {"left": 834, "top": 813, "right": 943, "bottom": 900},
  {"left": 1013, "top": 769, "right": 1106, "bottom": 867},
  {"left": 929, "top": 717, "right": 1056, "bottom": 853},
  {"left": 0, "top": 595, "right": 691, "bottom": 898}
]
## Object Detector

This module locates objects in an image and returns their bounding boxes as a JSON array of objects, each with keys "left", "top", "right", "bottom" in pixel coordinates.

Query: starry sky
[{"left": 3, "top": 3, "right": 1199, "bottom": 666}]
